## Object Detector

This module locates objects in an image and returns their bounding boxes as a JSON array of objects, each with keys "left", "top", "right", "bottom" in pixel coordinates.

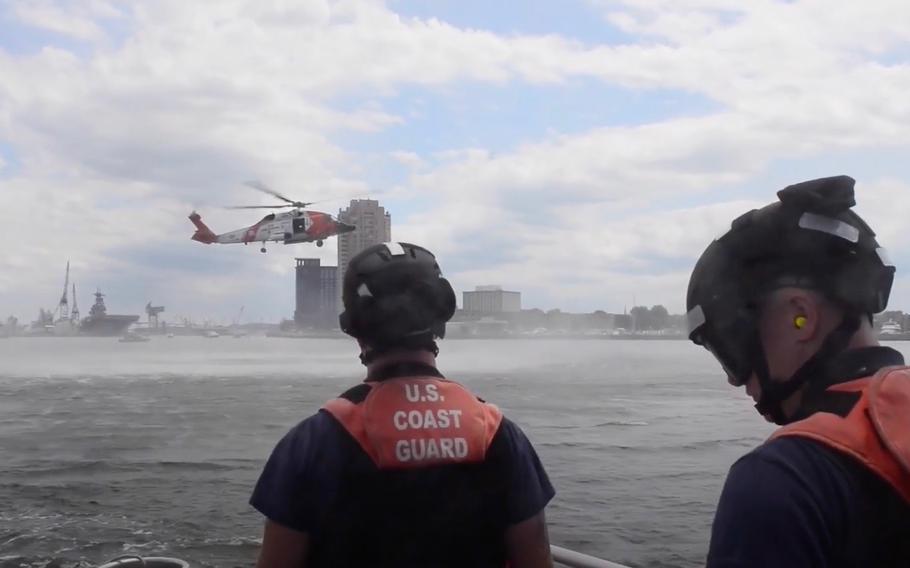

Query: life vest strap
[{"left": 324, "top": 389, "right": 382, "bottom": 464}]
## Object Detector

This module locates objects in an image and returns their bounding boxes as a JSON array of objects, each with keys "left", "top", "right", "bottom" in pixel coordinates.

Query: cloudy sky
[{"left": 1, "top": 0, "right": 909, "bottom": 324}]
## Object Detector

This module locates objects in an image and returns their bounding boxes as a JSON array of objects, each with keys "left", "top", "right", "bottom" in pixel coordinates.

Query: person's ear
[{"left": 788, "top": 292, "right": 820, "bottom": 342}]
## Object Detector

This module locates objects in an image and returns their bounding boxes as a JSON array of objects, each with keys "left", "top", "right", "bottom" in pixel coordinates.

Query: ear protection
[
  {"left": 794, "top": 315, "right": 808, "bottom": 330},
  {"left": 437, "top": 277, "right": 457, "bottom": 322}
]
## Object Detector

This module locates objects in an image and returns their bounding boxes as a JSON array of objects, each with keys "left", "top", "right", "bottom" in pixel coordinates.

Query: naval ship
[
  {"left": 26, "top": 263, "right": 139, "bottom": 337},
  {"left": 80, "top": 290, "right": 140, "bottom": 336}
]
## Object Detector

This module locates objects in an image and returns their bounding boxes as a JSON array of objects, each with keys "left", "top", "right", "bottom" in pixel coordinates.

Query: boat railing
[
  {"left": 552, "top": 545, "right": 632, "bottom": 568},
  {"left": 95, "top": 546, "right": 631, "bottom": 568}
]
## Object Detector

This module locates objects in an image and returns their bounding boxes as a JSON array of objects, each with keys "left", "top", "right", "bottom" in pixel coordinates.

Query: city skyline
[{"left": 7, "top": 259, "right": 910, "bottom": 329}]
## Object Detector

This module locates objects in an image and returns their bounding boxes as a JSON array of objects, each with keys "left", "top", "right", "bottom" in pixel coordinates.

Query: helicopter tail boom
[{"left": 189, "top": 212, "right": 218, "bottom": 244}]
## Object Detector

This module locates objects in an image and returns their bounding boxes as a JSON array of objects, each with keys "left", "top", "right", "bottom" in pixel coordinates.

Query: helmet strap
[{"left": 753, "top": 313, "right": 860, "bottom": 424}]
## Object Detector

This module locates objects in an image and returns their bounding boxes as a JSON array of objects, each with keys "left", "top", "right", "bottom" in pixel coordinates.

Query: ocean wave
[
  {"left": 121, "top": 540, "right": 166, "bottom": 551},
  {"left": 536, "top": 419, "right": 649, "bottom": 429},
  {"left": 201, "top": 535, "right": 261, "bottom": 546}
]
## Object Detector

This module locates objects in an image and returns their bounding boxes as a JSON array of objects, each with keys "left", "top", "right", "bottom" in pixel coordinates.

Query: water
[{"left": 3, "top": 338, "right": 904, "bottom": 567}]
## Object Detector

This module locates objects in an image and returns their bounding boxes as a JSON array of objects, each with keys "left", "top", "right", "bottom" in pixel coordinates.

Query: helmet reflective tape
[
  {"left": 877, "top": 247, "right": 894, "bottom": 267},
  {"left": 384, "top": 242, "right": 407, "bottom": 256},
  {"left": 685, "top": 305, "right": 706, "bottom": 336},
  {"left": 798, "top": 212, "right": 860, "bottom": 243}
]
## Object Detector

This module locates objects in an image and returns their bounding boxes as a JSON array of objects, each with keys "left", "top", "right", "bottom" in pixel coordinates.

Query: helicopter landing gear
[{"left": 316, "top": 240, "right": 324, "bottom": 248}]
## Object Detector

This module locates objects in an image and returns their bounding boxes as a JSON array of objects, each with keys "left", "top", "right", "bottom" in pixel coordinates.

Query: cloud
[
  {"left": 388, "top": 150, "right": 425, "bottom": 170},
  {"left": 384, "top": 0, "right": 910, "bottom": 310},
  {"left": 11, "top": 1, "right": 113, "bottom": 42},
  {"left": 395, "top": 197, "right": 763, "bottom": 312}
]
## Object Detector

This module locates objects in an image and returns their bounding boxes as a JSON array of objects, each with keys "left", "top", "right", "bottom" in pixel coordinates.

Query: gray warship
[{"left": 80, "top": 290, "right": 139, "bottom": 336}]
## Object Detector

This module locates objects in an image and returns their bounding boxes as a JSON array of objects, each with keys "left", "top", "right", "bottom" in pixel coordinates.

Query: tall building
[
  {"left": 295, "top": 258, "right": 339, "bottom": 329},
  {"left": 337, "top": 199, "right": 392, "bottom": 308},
  {"left": 463, "top": 285, "right": 521, "bottom": 314}
]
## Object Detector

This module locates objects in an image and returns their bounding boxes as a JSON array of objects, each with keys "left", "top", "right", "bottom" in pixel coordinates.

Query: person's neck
[
  {"left": 846, "top": 324, "right": 879, "bottom": 350},
  {"left": 780, "top": 326, "right": 880, "bottom": 420},
  {"left": 365, "top": 349, "right": 437, "bottom": 379}
]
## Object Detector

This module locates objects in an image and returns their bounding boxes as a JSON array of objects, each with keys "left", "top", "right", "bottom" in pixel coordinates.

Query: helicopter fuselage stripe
[{"left": 243, "top": 221, "right": 265, "bottom": 243}]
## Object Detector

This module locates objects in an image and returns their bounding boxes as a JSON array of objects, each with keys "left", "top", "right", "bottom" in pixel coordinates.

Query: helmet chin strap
[{"left": 753, "top": 314, "right": 860, "bottom": 425}]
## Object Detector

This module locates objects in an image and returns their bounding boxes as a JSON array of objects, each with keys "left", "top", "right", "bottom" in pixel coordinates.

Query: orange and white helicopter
[{"left": 189, "top": 181, "right": 356, "bottom": 253}]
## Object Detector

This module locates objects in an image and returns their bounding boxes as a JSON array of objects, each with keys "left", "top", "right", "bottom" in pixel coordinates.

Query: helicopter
[{"left": 189, "top": 181, "right": 356, "bottom": 253}]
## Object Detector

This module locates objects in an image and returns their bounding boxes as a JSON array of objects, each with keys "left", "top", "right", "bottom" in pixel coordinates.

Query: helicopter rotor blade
[
  {"left": 243, "top": 180, "right": 297, "bottom": 205},
  {"left": 225, "top": 205, "right": 292, "bottom": 210}
]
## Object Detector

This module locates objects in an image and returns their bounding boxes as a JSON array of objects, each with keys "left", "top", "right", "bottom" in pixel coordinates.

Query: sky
[{"left": 1, "top": 0, "right": 909, "bottom": 324}]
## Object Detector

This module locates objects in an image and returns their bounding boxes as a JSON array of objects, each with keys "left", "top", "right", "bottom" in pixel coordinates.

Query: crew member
[
  {"left": 686, "top": 176, "right": 910, "bottom": 567},
  {"left": 251, "top": 242, "right": 555, "bottom": 568}
]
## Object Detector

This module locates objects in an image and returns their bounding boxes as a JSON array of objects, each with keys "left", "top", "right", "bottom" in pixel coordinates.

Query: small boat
[
  {"left": 203, "top": 330, "right": 219, "bottom": 338},
  {"left": 118, "top": 332, "right": 151, "bottom": 343}
]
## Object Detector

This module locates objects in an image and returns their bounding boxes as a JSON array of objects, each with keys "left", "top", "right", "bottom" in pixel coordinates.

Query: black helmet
[
  {"left": 339, "top": 242, "right": 456, "bottom": 354},
  {"left": 686, "top": 176, "right": 895, "bottom": 423}
]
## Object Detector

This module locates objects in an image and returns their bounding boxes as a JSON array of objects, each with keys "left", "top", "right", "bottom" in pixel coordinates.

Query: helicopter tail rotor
[{"left": 189, "top": 212, "right": 218, "bottom": 244}]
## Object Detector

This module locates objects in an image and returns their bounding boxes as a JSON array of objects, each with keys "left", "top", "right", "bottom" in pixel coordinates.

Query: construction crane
[
  {"left": 71, "top": 284, "right": 80, "bottom": 322},
  {"left": 56, "top": 261, "right": 70, "bottom": 321},
  {"left": 229, "top": 306, "right": 247, "bottom": 338},
  {"left": 146, "top": 302, "right": 166, "bottom": 329}
]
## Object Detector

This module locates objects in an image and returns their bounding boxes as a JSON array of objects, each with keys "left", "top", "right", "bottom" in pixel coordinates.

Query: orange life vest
[
  {"left": 323, "top": 376, "right": 503, "bottom": 470},
  {"left": 770, "top": 366, "right": 910, "bottom": 503}
]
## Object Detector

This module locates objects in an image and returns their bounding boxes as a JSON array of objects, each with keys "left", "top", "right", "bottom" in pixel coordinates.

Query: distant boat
[
  {"left": 119, "top": 332, "right": 151, "bottom": 343},
  {"left": 880, "top": 319, "right": 903, "bottom": 335},
  {"left": 203, "top": 330, "right": 220, "bottom": 338}
]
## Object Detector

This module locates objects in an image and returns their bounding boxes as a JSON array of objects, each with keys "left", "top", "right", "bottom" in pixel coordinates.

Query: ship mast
[{"left": 57, "top": 261, "right": 70, "bottom": 320}]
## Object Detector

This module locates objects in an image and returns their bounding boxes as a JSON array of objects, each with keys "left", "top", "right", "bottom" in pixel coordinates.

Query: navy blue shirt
[
  {"left": 707, "top": 348, "right": 910, "bottom": 567},
  {"left": 251, "top": 384, "right": 554, "bottom": 567}
]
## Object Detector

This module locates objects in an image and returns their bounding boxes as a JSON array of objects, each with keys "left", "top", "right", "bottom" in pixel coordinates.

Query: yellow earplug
[{"left": 795, "top": 316, "right": 808, "bottom": 329}]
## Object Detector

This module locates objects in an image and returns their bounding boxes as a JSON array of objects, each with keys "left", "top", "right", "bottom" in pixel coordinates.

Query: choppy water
[{"left": 4, "top": 337, "right": 904, "bottom": 567}]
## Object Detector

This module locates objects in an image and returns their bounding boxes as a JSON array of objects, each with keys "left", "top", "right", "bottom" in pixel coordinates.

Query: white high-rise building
[
  {"left": 337, "top": 199, "right": 392, "bottom": 309},
  {"left": 463, "top": 285, "right": 522, "bottom": 314}
]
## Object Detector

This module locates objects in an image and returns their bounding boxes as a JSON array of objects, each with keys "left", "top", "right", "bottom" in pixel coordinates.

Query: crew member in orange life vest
[
  {"left": 250, "top": 242, "right": 555, "bottom": 568},
  {"left": 686, "top": 176, "right": 910, "bottom": 567}
]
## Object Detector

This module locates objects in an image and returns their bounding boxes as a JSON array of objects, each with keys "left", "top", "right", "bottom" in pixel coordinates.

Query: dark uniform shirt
[
  {"left": 707, "top": 347, "right": 910, "bottom": 567},
  {"left": 251, "top": 366, "right": 554, "bottom": 567}
]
